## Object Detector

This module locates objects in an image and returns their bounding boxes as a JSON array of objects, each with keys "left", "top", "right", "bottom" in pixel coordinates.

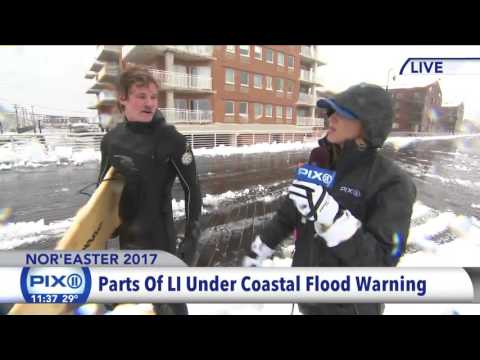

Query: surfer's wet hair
[{"left": 116, "top": 65, "right": 159, "bottom": 111}]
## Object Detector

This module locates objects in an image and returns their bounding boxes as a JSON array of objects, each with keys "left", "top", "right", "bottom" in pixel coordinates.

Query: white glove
[
  {"left": 242, "top": 236, "right": 275, "bottom": 267},
  {"left": 315, "top": 209, "right": 361, "bottom": 247},
  {"left": 288, "top": 180, "right": 339, "bottom": 225}
]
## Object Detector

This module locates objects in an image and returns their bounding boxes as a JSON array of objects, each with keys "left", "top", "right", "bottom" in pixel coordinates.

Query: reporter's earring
[{"left": 355, "top": 138, "right": 367, "bottom": 151}]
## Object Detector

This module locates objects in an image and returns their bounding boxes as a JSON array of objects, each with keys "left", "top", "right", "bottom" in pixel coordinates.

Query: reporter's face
[
  {"left": 120, "top": 83, "right": 159, "bottom": 123},
  {"left": 326, "top": 113, "right": 362, "bottom": 144}
]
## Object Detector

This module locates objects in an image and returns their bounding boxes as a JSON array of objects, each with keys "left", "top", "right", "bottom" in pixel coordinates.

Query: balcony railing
[
  {"left": 300, "top": 70, "right": 315, "bottom": 83},
  {"left": 170, "top": 45, "right": 214, "bottom": 57},
  {"left": 122, "top": 45, "right": 214, "bottom": 62},
  {"left": 148, "top": 69, "right": 212, "bottom": 91},
  {"left": 96, "top": 45, "right": 121, "bottom": 61},
  {"left": 300, "top": 46, "right": 315, "bottom": 58},
  {"left": 300, "top": 45, "right": 325, "bottom": 64},
  {"left": 159, "top": 108, "right": 213, "bottom": 124},
  {"left": 97, "top": 63, "right": 120, "bottom": 82},
  {"left": 297, "top": 117, "right": 325, "bottom": 127},
  {"left": 298, "top": 93, "right": 316, "bottom": 105},
  {"left": 98, "top": 90, "right": 117, "bottom": 103}
]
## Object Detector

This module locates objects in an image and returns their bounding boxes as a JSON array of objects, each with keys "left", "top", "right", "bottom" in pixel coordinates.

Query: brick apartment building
[
  {"left": 389, "top": 81, "right": 442, "bottom": 132},
  {"left": 85, "top": 45, "right": 326, "bottom": 132},
  {"left": 436, "top": 103, "right": 464, "bottom": 133}
]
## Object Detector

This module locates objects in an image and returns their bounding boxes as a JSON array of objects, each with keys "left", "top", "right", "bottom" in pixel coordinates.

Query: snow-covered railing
[
  {"left": 297, "top": 117, "right": 324, "bottom": 127},
  {"left": 181, "top": 131, "right": 316, "bottom": 149},
  {"left": 159, "top": 108, "right": 213, "bottom": 124},
  {"left": 148, "top": 69, "right": 212, "bottom": 91},
  {"left": 298, "top": 93, "right": 316, "bottom": 105}
]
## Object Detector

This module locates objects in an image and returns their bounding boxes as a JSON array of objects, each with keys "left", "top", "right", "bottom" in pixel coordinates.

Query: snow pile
[
  {"left": 194, "top": 141, "right": 316, "bottom": 157},
  {"left": 387, "top": 133, "right": 480, "bottom": 150},
  {"left": 0, "top": 218, "right": 73, "bottom": 250},
  {"left": 203, "top": 189, "right": 252, "bottom": 207},
  {"left": 421, "top": 173, "right": 480, "bottom": 188},
  {"left": 71, "top": 148, "right": 100, "bottom": 165},
  {"left": 0, "top": 142, "right": 100, "bottom": 168}
]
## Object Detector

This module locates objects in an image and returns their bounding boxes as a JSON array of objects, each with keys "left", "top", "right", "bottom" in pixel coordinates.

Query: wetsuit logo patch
[{"left": 182, "top": 152, "right": 193, "bottom": 165}]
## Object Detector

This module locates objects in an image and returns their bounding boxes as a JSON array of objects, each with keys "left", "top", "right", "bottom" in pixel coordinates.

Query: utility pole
[
  {"left": 31, "top": 105, "right": 36, "bottom": 134},
  {"left": 32, "top": 105, "right": 41, "bottom": 134},
  {"left": 14, "top": 104, "right": 19, "bottom": 133}
]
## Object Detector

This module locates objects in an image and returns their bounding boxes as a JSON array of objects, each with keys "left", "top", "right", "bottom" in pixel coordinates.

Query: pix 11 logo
[
  {"left": 20, "top": 267, "right": 91, "bottom": 304},
  {"left": 296, "top": 164, "right": 336, "bottom": 189},
  {"left": 399, "top": 58, "right": 480, "bottom": 76}
]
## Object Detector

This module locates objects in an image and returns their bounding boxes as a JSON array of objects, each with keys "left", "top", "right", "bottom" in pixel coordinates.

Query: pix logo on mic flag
[{"left": 295, "top": 164, "right": 336, "bottom": 189}]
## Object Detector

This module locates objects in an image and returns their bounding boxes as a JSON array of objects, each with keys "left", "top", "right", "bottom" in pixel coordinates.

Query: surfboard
[
  {"left": 9, "top": 167, "right": 124, "bottom": 315},
  {"left": 9, "top": 167, "right": 188, "bottom": 315}
]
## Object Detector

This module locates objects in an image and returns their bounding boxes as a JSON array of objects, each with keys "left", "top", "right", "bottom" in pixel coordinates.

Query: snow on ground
[
  {"left": 187, "top": 201, "right": 480, "bottom": 315},
  {"left": 386, "top": 133, "right": 480, "bottom": 150},
  {"left": 0, "top": 186, "right": 277, "bottom": 249},
  {"left": 0, "top": 141, "right": 315, "bottom": 170},
  {"left": 3, "top": 133, "right": 480, "bottom": 314},
  {"left": 193, "top": 142, "right": 317, "bottom": 157},
  {"left": 0, "top": 142, "right": 100, "bottom": 169},
  {"left": 188, "top": 201, "right": 480, "bottom": 315},
  {"left": 2, "top": 133, "right": 478, "bottom": 171},
  {"left": 0, "top": 218, "right": 74, "bottom": 250}
]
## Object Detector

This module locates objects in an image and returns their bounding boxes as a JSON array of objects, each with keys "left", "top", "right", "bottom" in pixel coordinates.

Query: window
[
  {"left": 225, "top": 101, "right": 234, "bottom": 115},
  {"left": 254, "top": 74, "right": 263, "bottom": 89},
  {"left": 239, "top": 45, "right": 250, "bottom": 57},
  {"left": 286, "top": 107, "right": 293, "bottom": 119},
  {"left": 276, "top": 78, "right": 284, "bottom": 92},
  {"left": 225, "top": 68, "right": 235, "bottom": 84},
  {"left": 239, "top": 102, "right": 248, "bottom": 116},
  {"left": 226, "top": 45, "right": 236, "bottom": 53},
  {"left": 240, "top": 71, "right": 249, "bottom": 87},
  {"left": 276, "top": 106, "right": 283, "bottom": 118},
  {"left": 277, "top": 52, "right": 285, "bottom": 66},
  {"left": 254, "top": 46, "right": 262, "bottom": 60},
  {"left": 265, "top": 104, "right": 273, "bottom": 117},
  {"left": 265, "top": 48, "right": 273, "bottom": 63},
  {"left": 287, "top": 80, "right": 294, "bottom": 94},
  {"left": 191, "top": 99, "right": 210, "bottom": 111},
  {"left": 288, "top": 55, "right": 294, "bottom": 68},
  {"left": 254, "top": 103, "right": 263, "bottom": 118},
  {"left": 266, "top": 76, "right": 273, "bottom": 90}
]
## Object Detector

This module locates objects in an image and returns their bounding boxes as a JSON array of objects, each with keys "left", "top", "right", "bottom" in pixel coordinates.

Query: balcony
[
  {"left": 300, "top": 70, "right": 321, "bottom": 85},
  {"left": 158, "top": 108, "right": 213, "bottom": 124},
  {"left": 300, "top": 46, "right": 326, "bottom": 65},
  {"left": 96, "top": 45, "right": 122, "bottom": 62},
  {"left": 297, "top": 117, "right": 325, "bottom": 127},
  {"left": 122, "top": 45, "right": 215, "bottom": 63},
  {"left": 97, "top": 63, "right": 120, "bottom": 83},
  {"left": 86, "top": 81, "right": 110, "bottom": 95},
  {"left": 97, "top": 90, "right": 117, "bottom": 105},
  {"left": 148, "top": 69, "right": 213, "bottom": 93},
  {"left": 87, "top": 99, "right": 98, "bottom": 110},
  {"left": 85, "top": 71, "right": 96, "bottom": 80},
  {"left": 297, "top": 93, "right": 316, "bottom": 106},
  {"left": 89, "top": 61, "right": 103, "bottom": 73}
]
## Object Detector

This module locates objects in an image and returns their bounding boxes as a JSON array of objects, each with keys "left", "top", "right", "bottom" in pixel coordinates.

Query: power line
[{"left": 0, "top": 96, "right": 95, "bottom": 116}]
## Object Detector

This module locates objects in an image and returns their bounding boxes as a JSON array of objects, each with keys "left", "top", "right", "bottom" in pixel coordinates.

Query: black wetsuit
[{"left": 98, "top": 111, "right": 202, "bottom": 315}]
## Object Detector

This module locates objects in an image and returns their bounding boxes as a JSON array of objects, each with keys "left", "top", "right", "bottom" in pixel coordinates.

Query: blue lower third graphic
[{"left": 20, "top": 267, "right": 91, "bottom": 304}]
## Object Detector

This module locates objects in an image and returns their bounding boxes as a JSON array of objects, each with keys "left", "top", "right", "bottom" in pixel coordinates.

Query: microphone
[
  {"left": 295, "top": 141, "right": 336, "bottom": 189},
  {"left": 308, "top": 145, "right": 330, "bottom": 168}
]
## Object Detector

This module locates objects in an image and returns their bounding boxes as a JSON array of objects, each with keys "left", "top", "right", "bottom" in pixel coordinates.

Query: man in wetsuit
[{"left": 98, "top": 66, "right": 202, "bottom": 315}]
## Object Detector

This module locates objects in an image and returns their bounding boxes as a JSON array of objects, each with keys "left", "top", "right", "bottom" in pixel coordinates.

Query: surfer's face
[{"left": 120, "top": 83, "right": 159, "bottom": 123}]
